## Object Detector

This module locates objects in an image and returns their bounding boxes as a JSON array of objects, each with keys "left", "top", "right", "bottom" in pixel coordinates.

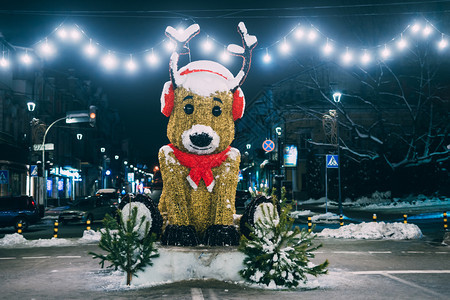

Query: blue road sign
[
  {"left": 30, "top": 165, "right": 38, "bottom": 177},
  {"left": 262, "top": 139, "right": 275, "bottom": 152},
  {"left": 326, "top": 155, "right": 339, "bottom": 168},
  {"left": 0, "top": 170, "right": 9, "bottom": 184}
]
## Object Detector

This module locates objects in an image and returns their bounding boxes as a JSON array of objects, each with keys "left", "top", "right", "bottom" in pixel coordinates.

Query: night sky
[{"left": 1, "top": 0, "right": 449, "bottom": 166}]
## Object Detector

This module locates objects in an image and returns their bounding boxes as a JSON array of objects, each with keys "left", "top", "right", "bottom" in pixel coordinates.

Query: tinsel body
[{"left": 158, "top": 87, "right": 240, "bottom": 236}]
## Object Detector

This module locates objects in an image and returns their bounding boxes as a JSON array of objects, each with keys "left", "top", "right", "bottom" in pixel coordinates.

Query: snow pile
[
  {"left": 318, "top": 222, "right": 423, "bottom": 240},
  {"left": 0, "top": 230, "right": 101, "bottom": 248},
  {"left": 289, "top": 210, "right": 312, "bottom": 218},
  {"left": 352, "top": 191, "right": 392, "bottom": 206},
  {"left": 311, "top": 212, "right": 340, "bottom": 223}
]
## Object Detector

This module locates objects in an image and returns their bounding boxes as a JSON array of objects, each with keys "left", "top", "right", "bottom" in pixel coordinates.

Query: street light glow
[{"left": 333, "top": 92, "right": 342, "bottom": 103}]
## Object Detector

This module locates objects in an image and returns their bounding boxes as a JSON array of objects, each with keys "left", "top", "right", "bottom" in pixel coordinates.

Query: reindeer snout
[{"left": 190, "top": 133, "right": 213, "bottom": 147}]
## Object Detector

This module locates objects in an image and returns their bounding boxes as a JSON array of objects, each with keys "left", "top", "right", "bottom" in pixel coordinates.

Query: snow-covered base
[
  {"left": 133, "top": 246, "right": 245, "bottom": 285},
  {"left": 318, "top": 222, "right": 423, "bottom": 240}
]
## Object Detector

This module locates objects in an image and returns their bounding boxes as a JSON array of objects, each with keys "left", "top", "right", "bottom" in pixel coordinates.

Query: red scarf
[{"left": 168, "top": 144, "right": 231, "bottom": 192}]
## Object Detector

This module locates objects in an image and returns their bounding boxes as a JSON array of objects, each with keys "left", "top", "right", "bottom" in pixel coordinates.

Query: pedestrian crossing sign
[
  {"left": 326, "top": 155, "right": 339, "bottom": 168},
  {"left": 30, "top": 165, "right": 38, "bottom": 177},
  {"left": 0, "top": 170, "right": 8, "bottom": 184}
]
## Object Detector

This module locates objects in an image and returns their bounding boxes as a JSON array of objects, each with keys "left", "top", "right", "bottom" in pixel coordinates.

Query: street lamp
[
  {"left": 332, "top": 92, "right": 343, "bottom": 216},
  {"left": 27, "top": 101, "right": 36, "bottom": 112}
]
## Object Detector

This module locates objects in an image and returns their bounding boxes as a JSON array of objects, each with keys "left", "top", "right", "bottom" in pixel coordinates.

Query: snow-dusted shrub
[
  {"left": 239, "top": 201, "right": 328, "bottom": 289},
  {"left": 90, "top": 208, "right": 159, "bottom": 285}
]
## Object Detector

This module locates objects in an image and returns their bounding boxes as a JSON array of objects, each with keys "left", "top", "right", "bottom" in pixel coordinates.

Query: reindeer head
[{"left": 160, "top": 22, "right": 257, "bottom": 155}]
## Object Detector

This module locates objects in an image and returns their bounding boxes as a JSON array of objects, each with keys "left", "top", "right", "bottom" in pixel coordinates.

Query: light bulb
[
  {"left": 203, "top": 38, "right": 213, "bottom": 53},
  {"left": 361, "top": 51, "right": 371, "bottom": 64},
  {"left": 397, "top": 38, "right": 407, "bottom": 50},
  {"left": 21, "top": 52, "right": 32, "bottom": 65},
  {"left": 323, "top": 41, "right": 333, "bottom": 55},
  {"left": 39, "top": 40, "right": 55, "bottom": 57},
  {"left": 423, "top": 25, "right": 432, "bottom": 37},
  {"left": 411, "top": 23, "right": 421, "bottom": 33},
  {"left": 165, "top": 40, "right": 176, "bottom": 52},
  {"left": 101, "top": 53, "right": 118, "bottom": 70},
  {"left": 70, "top": 28, "right": 81, "bottom": 41},
  {"left": 84, "top": 41, "right": 98, "bottom": 57},
  {"left": 308, "top": 29, "right": 318, "bottom": 42},
  {"left": 57, "top": 28, "right": 68, "bottom": 39},
  {"left": 294, "top": 27, "right": 304, "bottom": 40},
  {"left": 263, "top": 51, "right": 271, "bottom": 63},
  {"left": 220, "top": 48, "right": 230, "bottom": 63},
  {"left": 342, "top": 48, "right": 352, "bottom": 64},
  {"left": 146, "top": 51, "right": 158, "bottom": 65},
  {"left": 381, "top": 45, "right": 391, "bottom": 59},
  {"left": 279, "top": 38, "right": 290, "bottom": 54},
  {"left": 438, "top": 38, "right": 448, "bottom": 50},
  {"left": 0, "top": 57, "right": 9, "bottom": 68},
  {"left": 126, "top": 56, "right": 137, "bottom": 72}
]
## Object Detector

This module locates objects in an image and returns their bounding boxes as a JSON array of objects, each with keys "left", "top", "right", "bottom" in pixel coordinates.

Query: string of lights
[{"left": 0, "top": 16, "right": 448, "bottom": 72}]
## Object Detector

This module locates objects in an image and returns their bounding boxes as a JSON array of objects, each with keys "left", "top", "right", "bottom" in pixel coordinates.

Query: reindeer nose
[{"left": 190, "top": 132, "right": 213, "bottom": 147}]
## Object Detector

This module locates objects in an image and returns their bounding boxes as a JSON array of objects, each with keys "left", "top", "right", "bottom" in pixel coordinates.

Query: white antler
[
  {"left": 227, "top": 22, "right": 257, "bottom": 91},
  {"left": 165, "top": 24, "right": 200, "bottom": 87}
]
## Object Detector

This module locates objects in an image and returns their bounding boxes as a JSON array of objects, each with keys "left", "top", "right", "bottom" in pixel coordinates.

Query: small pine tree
[
  {"left": 239, "top": 200, "right": 328, "bottom": 289},
  {"left": 90, "top": 207, "right": 159, "bottom": 285}
]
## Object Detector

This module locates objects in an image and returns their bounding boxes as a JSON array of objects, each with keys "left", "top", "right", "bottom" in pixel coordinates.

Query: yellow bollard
[
  {"left": 86, "top": 219, "right": 91, "bottom": 231},
  {"left": 444, "top": 212, "right": 448, "bottom": 231},
  {"left": 308, "top": 216, "right": 312, "bottom": 233},
  {"left": 53, "top": 220, "right": 58, "bottom": 238},
  {"left": 403, "top": 214, "right": 407, "bottom": 224},
  {"left": 17, "top": 222, "right": 23, "bottom": 235},
  {"left": 373, "top": 214, "right": 377, "bottom": 222},
  {"left": 340, "top": 214, "right": 344, "bottom": 227}
]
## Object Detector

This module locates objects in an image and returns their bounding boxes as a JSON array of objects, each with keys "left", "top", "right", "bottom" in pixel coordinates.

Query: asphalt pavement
[{"left": 0, "top": 237, "right": 448, "bottom": 299}]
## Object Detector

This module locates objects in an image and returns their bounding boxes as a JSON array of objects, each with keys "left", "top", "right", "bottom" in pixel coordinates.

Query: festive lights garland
[{"left": 0, "top": 17, "right": 448, "bottom": 72}]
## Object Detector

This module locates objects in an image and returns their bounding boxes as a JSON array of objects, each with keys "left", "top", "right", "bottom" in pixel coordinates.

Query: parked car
[
  {"left": 49, "top": 196, "right": 118, "bottom": 224},
  {"left": 95, "top": 188, "right": 120, "bottom": 206},
  {"left": 0, "top": 195, "right": 41, "bottom": 230}
]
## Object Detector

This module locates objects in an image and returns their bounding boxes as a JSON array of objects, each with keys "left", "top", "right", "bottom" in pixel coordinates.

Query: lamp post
[
  {"left": 27, "top": 101, "right": 36, "bottom": 197},
  {"left": 41, "top": 117, "right": 67, "bottom": 208},
  {"left": 332, "top": 92, "right": 343, "bottom": 216}
]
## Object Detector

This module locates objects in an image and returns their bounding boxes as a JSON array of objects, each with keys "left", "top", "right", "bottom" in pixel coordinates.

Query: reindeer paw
[
  {"left": 203, "top": 225, "right": 240, "bottom": 246},
  {"left": 161, "top": 225, "right": 199, "bottom": 246},
  {"left": 240, "top": 196, "right": 280, "bottom": 239}
]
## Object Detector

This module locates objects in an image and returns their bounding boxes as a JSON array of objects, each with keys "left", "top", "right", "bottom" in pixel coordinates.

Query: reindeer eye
[
  {"left": 184, "top": 104, "right": 194, "bottom": 115},
  {"left": 212, "top": 106, "right": 222, "bottom": 117}
]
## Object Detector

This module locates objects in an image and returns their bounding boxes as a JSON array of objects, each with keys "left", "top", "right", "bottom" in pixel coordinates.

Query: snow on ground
[
  {"left": 318, "top": 222, "right": 423, "bottom": 240},
  {"left": 302, "top": 193, "right": 450, "bottom": 211},
  {"left": 0, "top": 230, "right": 101, "bottom": 248}
]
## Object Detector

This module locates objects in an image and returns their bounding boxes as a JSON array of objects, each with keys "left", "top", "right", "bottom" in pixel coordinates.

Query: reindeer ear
[
  {"left": 232, "top": 88, "right": 245, "bottom": 121},
  {"left": 161, "top": 81, "right": 175, "bottom": 117}
]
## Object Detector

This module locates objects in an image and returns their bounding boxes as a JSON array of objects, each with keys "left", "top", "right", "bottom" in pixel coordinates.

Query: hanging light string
[{"left": 0, "top": 16, "right": 448, "bottom": 72}]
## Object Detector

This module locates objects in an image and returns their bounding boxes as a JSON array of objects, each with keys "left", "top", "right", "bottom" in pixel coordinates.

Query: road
[{"left": 0, "top": 237, "right": 448, "bottom": 299}]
